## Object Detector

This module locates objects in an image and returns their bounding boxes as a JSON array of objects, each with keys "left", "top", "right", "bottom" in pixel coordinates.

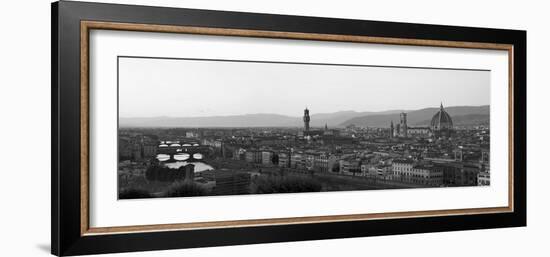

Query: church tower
[
  {"left": 390, "top": 120, "right": 394, "bottom": 139},
  {"left": 399, "top": 112, "right": 408, "bottom": 138},
  {"left": 303, "top": 108, "right": 310, "bottom": 132}
]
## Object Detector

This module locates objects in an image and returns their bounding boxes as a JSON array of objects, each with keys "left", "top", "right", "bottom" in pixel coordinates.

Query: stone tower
[
  {"left": 390, "top": 120, "right": 394, "bottom": 139},
  {"left": 303, "top": 107, "right": 310, "bottom": 132},
  {"left": 400, "top": 112, "right": 408, "bottom": 138}
]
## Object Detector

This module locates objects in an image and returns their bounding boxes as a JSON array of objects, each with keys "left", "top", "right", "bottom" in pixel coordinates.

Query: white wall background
[{"left": 0, "top": 0, "right": 547, "bottom": 256}]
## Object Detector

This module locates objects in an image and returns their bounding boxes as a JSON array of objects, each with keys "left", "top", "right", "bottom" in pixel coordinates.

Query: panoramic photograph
[{"left": 117, "top": 57, "right": 491, "bottom": 199}]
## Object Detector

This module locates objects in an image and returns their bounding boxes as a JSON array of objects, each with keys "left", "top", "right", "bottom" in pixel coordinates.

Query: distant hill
[
  {"left": 120, "top": 111, "right": 402, "bottom": 128},
  {"left": 415, "top": 114, "right": 490, "bottom": 127},
  {"left": 119, "top": 106, "right": 488, "bottom": 128},
  {"left": 120, "top": 114, "right": 297, "bottom": 128},
  {"left": 307, "top": 110, "right": 401, "bottom": 127},
  {"left": 339, "top": 105, "right": 489, "bottom": 128}
]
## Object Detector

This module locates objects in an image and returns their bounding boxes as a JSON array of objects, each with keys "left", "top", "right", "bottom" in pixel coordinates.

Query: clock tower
[{"left": 303, "top": 108, "right": 310, "bottom": 132}]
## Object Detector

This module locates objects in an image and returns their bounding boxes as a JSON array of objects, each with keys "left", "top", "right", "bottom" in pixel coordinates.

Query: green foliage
[
  {"left": 145, "top": 164, "right": 190, "bottom": 182},
  {"left": 145, "top": 163, "right": 159, "bottom": 181},
  {"left": 271, "top": 154, "right": 279, "bottom": 165},
  {"left": 119, "top": 188, "right": 153, "bottom": 199},
  {"left": 331, "top": 162, "right": 340, "bottom": 173},
  {"left": 163, "top": 181, "right": 208, "bottom": 197},
  {"left": 252, "top": 175, "right": 322, "bottom": 194}
]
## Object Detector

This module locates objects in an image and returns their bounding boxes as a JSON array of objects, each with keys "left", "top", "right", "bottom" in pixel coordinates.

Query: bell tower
[
  {"left": 303, "top": 107, "right": 310, "bottom": 132},
  {"left": 390, "top": 120, "right": 394, "bottom": 138},
  {"left": 400, "top": 112, "right": 408, "bottom": 138}
]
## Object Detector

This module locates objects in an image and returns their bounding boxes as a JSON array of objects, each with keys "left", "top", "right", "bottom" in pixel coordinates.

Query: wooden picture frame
[{"left": 52, "top": 1, "right": 526, "bottom": 256}]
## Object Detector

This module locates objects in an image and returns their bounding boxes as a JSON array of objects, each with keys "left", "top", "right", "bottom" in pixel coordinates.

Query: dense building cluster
[{"left": 119, "top": 102, "right": 490, "bottom": 193}]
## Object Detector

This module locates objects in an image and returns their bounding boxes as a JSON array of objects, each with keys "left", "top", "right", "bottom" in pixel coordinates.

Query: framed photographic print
[{"left": 51, "top": 1, "right": 526, "bottom": 256}]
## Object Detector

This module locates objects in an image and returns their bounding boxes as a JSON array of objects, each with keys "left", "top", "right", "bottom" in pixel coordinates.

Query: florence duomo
[
  {"left": 430, "top": 103, "right": 454, "bottom": 138},
  {"left": 389, "top": 102, "right": 455, "bottom": 140}
]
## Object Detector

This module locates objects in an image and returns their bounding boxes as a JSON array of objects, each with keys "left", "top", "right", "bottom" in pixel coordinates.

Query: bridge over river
[{"left": 156, "top": 140, "right": 211, "bottom": 162}]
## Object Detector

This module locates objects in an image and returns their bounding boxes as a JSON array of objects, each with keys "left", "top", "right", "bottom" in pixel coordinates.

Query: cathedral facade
[{"left": 389, "top": 103, "right": 454, "bottom": 139}]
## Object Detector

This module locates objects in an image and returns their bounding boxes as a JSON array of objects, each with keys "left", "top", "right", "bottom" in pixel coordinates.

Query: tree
[
  {"left": 271, "top": 154, "right": 279, "bottom": 165},
  {"left": 163, "top": 181, "right": 208, "bottom": 197},
  {"left": 254, "top": 175, "right": 322, "bottom": 194},
  {"left": 331, "top": 162, "right": 340, "bottom": 173},
  {"left": 145, "top": 164, "right": 159, "bottom": 181},
  {"left": 119, "top": 188, "right": 152, "bottom": 199}
]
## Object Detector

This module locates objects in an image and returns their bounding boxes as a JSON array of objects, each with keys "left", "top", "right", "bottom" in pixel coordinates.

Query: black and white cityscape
[{"left": 117, "top": 57, "right": 491, "bottom": 199}]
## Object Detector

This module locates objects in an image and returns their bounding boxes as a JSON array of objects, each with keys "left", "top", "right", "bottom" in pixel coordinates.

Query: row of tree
[
  {"left": 119, "top": 181, "right": 208, "bottom": 199},
  {"left": 145, "top": 164, "right": 194, "bottom": 182},
  {"left": 252, "top": 174, "right": 322, "bottom": 194}
]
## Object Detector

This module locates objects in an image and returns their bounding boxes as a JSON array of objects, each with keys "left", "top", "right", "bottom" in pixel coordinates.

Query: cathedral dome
[{"left": 430, "top": 103, "right": 454, "bottom": 137}]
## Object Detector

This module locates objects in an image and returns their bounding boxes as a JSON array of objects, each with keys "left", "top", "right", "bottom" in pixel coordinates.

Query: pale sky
[{"left": 119, "top": 57, "right": 490, "bottom": 118}]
